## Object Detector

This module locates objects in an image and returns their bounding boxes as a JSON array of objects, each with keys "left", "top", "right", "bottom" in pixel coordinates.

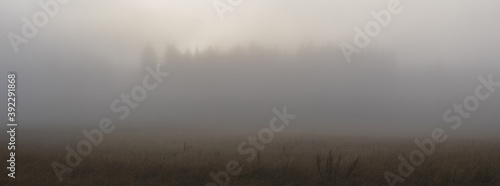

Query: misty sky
[
  {"left": 0, "top": 0, "right": 499, "bottom": 137},
  {"left": 1, "top": 0, "right": 500, "bottom": 65}
]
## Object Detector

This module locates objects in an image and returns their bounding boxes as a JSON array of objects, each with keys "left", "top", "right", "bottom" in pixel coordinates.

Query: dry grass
[{"left": 1, "top": 128, "right": 499, "bottom": 185}]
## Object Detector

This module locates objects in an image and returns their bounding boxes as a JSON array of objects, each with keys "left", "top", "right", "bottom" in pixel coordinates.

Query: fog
[{"left": 1, "top": 0, "right": 499, "bottom": 138}]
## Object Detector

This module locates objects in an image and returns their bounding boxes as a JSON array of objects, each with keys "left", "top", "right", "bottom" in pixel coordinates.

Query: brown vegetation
[{"left": 1, "top": 128, "right": 499, "bottom": 185}]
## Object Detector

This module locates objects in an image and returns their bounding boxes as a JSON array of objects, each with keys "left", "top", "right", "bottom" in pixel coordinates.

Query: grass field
[{"left": 1, "top": 127, "right": 499, "bottom": 186}]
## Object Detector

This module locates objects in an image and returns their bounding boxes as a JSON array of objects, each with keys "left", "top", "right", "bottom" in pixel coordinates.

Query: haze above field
[{"left": 0, "top": 0, "right": 499, "bottom": 137}]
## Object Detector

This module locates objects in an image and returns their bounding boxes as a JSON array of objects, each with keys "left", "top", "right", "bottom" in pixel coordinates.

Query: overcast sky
[
  {"left": 1, "top": 0, "right": 500, "bottom": 66},
  {"left": 0, "top": 0, "right": 499, "bottom": 137}
]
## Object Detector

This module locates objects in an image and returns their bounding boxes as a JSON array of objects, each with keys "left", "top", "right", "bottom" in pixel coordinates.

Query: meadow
[{"left": 1, "top": 127, "right": 499, "bottom": 186}]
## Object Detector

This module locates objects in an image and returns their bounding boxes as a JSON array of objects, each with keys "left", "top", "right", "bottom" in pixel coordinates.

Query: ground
[{"left": 1, "top": 127, "right": 499, "bottom": 186}]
